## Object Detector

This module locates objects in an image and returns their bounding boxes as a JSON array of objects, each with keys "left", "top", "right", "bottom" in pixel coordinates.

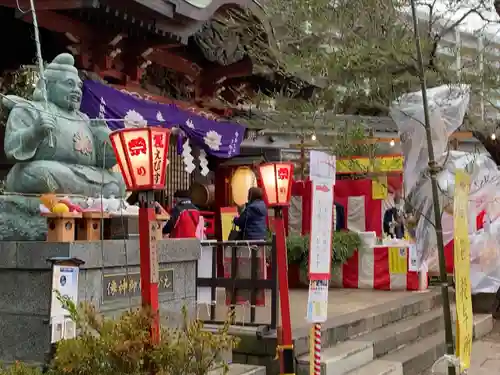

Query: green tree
[{"left": 236, "top": 0, "right": 500, "bottom": 161}]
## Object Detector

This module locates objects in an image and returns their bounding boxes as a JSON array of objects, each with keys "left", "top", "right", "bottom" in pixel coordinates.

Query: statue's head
[{"left": 33, "top": 53, "right": 82, "bottom": 112}]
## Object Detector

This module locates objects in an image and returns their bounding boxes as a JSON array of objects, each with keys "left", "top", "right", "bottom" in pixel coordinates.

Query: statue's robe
[{"left": 4, "top": 100, "right": 125, "bottom": 197}]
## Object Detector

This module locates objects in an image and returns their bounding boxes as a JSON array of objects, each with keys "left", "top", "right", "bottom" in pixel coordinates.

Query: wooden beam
[
  {"left": 153, "top": 44, "right": 182, "bottom": 50},
  {"left": 354, "top": 131, "right": 474, "bottom": 144},
  {"left": 2, "top": 0, "right": 88, "bottom": 10},
  {"left": 203, "top": 56, "right": 252, "bottom": 83},
  {"left": 98, "top": 69, "right": 126, "bottom": 83},
  {"left": 148, "top": 49, "right": 201, "bottom": 77},
  {"left": 122, "top": 43, "right": 144, "bottom": 83},
  {"left": 18, "top": 10, "right": 94, "bottom": 40},
  {"left": 451, "top": 131, "right": 473, "bottom": 140},
  {"left": 75, "top": 51, "right": 92, "bottom": 70},
  {"left": 199, "top": 57, "right": 253, "bottom": 98}
]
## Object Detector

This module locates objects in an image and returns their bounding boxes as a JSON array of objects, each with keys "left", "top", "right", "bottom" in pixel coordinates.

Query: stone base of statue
[
  {"left": 0, "top": 238, "right": 200, "bottom": 363},
  {"left": 0, "top": 195, "right": 47, "bottom": 241},
  {"left": 0, "top": 194, "right": 88, "bottom": 241}
]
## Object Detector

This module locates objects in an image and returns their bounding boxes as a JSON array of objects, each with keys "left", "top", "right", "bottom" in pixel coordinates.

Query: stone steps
[
  {"left": 342, "top": 360, "right": 403, "bottom": 375},
  {"left": 346, "top": 314, "right": 493, "bottom": 375},
  {"left": 295, "top": 289, "right": 494, "bottom": 375},
  {"left": 209, "top": 364, "right": 266, "bottom": 375},
  {"left": 293, "top": 290, "right": 443, "bottom": 359},
  {"left": 224, "top": 290, "right": 442, "bottom": 375},
  {"left": 296, "top": 306, "right": 444, "bottom": 375},
  {"left": 223, "top": 289, "right": 493, "bottom": 375}
]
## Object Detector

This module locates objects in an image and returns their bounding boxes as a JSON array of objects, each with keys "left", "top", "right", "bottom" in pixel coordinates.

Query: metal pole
[
  {"left": 29, "top": 0, "right": 54, "bottom": 148},
  {"left": 138, "top": 191, "right": 160, "bottom": 344},
  {"left": 409, "top": 2, "right": 456, "bottom": 375}
]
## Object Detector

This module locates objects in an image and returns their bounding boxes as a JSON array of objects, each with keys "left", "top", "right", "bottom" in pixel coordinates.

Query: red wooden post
[
  {"left": 276, "top": 326, "right": 285, "bottom": 373},
  {"left": 258, "top": 162, "right": 296, "bottom": 375},
  {"left": 139, "top": 191, "right": 160, "bottom": 344},
  {"left": 274, "top": 208, "right": 294, "bottom": 373}
]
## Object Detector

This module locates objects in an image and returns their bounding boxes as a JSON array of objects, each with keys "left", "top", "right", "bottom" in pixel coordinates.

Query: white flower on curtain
[
  {"left": 204, "top": 130, "right": 222, "bottom": 151},
  {"left": 156, "top": 111, "right": 165, "bottom": 122},
  {"left": 186, "top": 119, "right": 195, "bottom": 129},
  {"left": 124, "top": 109, "right": 147, "bottom": 128}
]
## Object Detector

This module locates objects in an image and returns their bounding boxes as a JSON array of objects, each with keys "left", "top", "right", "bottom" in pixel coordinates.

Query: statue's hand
[{"left": 34, "top": 112, "right": 56, "bottom": 139}]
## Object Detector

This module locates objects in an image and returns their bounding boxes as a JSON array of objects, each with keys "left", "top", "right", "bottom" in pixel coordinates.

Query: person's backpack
[
  {"left": 195, "top": 215, "right": 206, "bottom": 240},
  {"left": 171, "top": 209, "right": 201, "bottom": 239}
]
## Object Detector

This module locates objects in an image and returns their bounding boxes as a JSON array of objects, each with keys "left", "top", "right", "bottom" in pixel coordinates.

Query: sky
[{"left": 413, "top": 0, "right": 500, "bottom": 39}]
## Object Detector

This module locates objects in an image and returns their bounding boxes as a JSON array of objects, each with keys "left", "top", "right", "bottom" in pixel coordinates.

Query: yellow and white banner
[{"left": 453, "top": 170, "right": 473, "bottom": 371}]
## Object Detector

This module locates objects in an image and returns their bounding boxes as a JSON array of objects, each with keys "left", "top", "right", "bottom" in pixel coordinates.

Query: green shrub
[
  {"left": 0, "top": 362, "right": 42, "bottom": 375},
  {"left": 286, "top": 231, "right": 362, "bottom": 273},
  {"left": 47, "top": 293, "right": 239, "bottom": 375}
]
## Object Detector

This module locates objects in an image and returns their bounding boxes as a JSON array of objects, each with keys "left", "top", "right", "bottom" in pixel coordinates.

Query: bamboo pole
[{"left": 409, "top": 2, "right": 456, "bottom": 375}]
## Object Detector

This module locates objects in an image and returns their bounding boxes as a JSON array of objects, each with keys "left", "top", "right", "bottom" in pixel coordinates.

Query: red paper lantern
[
  {"left": 258, "top": 162, "right": 294, "bottom": 207},
  {"left": 109, "top": 127, "right": 171, "bottom": 191}
]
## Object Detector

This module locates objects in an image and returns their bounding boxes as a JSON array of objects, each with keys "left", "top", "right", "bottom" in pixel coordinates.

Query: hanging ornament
[
  {"left": 98, "top": 97, "right": 106, "bottom": 119},
  {"left": 198, "top": 149, "right": 209, "bottom": 176},
  {"left": 182, "top": 138, "right": 195, "bottom": 173}
]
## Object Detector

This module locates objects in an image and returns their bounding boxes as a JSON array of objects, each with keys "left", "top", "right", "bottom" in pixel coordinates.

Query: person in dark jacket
[
  {"left": 233, "top": 187, "right": 267, "bottom": 240},
  {"left": 334, "top": 202, "right": 345, "bottom": 231},
  {"left": 383, "top": 190, "right": 405, "bottom": 239},
  {"left": 163, "top": 189, "right": 199, "bottom": 238}
]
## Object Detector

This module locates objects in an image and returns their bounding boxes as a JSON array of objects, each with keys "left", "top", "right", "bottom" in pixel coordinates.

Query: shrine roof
[
  {"left": 7, "top": 0, "right": 254, "bottom": 40},
  {"left": 230, "top": 109, "right": 475, "bottom": 134},
  {"left": 89, "top": 0, "right": 254, "bottom": 38}
]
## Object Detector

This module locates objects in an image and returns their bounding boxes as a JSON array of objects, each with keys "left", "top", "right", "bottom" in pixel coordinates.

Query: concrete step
[
  {"left": 297, "top": 340, "right": 373, "bottom": 375},
  {"left": 296, "top": 308, "right": 443, "bottom": 375},
  {"left": 349, "top": 314, "right": 493, "bottom": 375},
  {"left": 342, "top": 360, "right": 403, "bottom": 375},
  {"left": 225, "top": 289, "right": 443, "bottom": 375},
  {"left": 352, "top": 308, "right": 443, "bottom": 357},
  {"left": 293, "top": 290, "right": 443, "bottom": 357},
  {"left": 209, "top": 364, "right": 266, "bottom": 375}
]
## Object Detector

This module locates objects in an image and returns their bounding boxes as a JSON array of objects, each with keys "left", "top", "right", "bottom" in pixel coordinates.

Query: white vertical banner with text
[
  {"left": 50, "top": 265, "right": 79, "bottom": 343},
  {"left": 308, "top": 178, "right": 334, "bottom": 279},
  {"left": 307, "top": 151, "right": 336, "bottom": 323}
]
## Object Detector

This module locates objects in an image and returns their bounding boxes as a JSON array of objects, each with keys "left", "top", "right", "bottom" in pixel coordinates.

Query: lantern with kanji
[
  {"left": 109, "top": 127, "right": 171, "bottom": 190},
  {"left": 258, "top": 162, "right": 294, "bottom": 207}
]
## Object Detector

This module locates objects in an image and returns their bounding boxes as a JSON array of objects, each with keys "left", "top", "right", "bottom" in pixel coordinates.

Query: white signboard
[
  {"left": 197, "top": 242, "right": 215, "bottom": 304},
  {"left": 408, "top": 244, "right": 419, "bottom": 272},
  {"left": 310, "top": 150, "right": 336, "bottom": 182},
  {"left": 308, "top": 177, "right": 334, "bottom": 279},
  {"left": 306, "top": 280, "right": 329, "bottom": 322},
  {"left": 50, "top": 265, "right": 79, "bottom": 343},
  {"left": 308, "top": 150, "right": 335, "bottom": 322}
]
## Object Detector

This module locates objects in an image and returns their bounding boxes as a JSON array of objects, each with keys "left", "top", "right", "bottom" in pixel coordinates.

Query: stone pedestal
[{"left": 0, "top": 238, "right": 200, "bottom": 363}]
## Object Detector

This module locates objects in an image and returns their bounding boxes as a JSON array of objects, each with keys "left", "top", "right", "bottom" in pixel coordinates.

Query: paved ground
[
  {"left": 468, "top": 322, "right": 500, "bottom": 374},
  {"left": 197, "top": 288, "right": 420, "bottom": 329},
  {"left": 426, "top": 321, "right": 500, "bottom": 375}
]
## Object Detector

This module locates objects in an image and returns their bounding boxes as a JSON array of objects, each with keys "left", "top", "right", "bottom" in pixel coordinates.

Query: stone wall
[{"left": 0, "top": 238, "right": 200, "bottom": 363}]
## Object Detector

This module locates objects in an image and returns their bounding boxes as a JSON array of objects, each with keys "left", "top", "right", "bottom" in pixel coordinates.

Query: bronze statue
[{"left": 2, "top": 53, "right": 125, "bottom": 198}]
